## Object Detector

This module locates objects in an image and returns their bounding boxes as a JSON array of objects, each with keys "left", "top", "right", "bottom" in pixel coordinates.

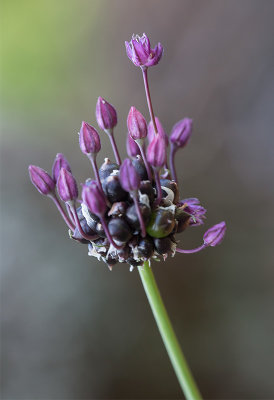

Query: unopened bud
[
  {"left": 120, "top": 158, "right": 140, "bottom": 193},
  {"left": 57, "top": 168, "right": 78, "bottom": 202},
  {"left": 96, "top": 96, "right": 117, "bottom": 131},
  {"left": 79, "top": 121, "right": 101, "bottom": 155},
  {"left": 52, "top": 153, "right": 71, "bottom": 183},
  {"left": 148, "top": 117, "right": 169, "bottom": 145},
  {"left": 146, "top": 134, "right": 167, "bottom": 169},
  {"left": 28, "top": 165, "right": 55, "bottom": 195},
  {"left": 127, "top": 106, "right": 147, "bottom": 140},
  {"left": 127, "top": 134, "right": 141, "bottom": 158},
  {"left": 170, "top": 118, "right": 192, "bottom": 148},
  {"left": 82, "top": 181, "right": 107, "bottom": 216},
  {"left": 203, "top": 221, "right": 226, "bottom": 247}
]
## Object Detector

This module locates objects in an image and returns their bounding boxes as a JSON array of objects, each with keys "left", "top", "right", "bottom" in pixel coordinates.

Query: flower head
[
  {"left": 82, "top": 181, "right": 107, "bottom": 217},
  {"left": 29, "top": 165, "right": 55, "bottom": 195},
  {"left": 146, "top": 134, "right": 167, "bottom": 169},
  {"left": 125, "top": 33, "right": 163, "bottom": 68},
  {"left": 79, "top": 121, "right": 101, "bottom": 155},
  {"left": 29, "top": 33, "right": 226, "bottom": 270},
  {"left": 126, "top": 134, "right": 141, "bottom": 158},
  {"left": 148, "top": 117, "right": 169, "bottom": 145},
  {"left": 203, "top": 221, "right": 227, "bottom": 247},
  {"left": 119, "top": 158, "right": 140, "bottom": 193},
  {"left": 96, "top": 96, "right": 117, "bottom": 131},
  {"left": 52, "top": 153, "right": 71, "bottom": 183},
  {"left": 57, "top": 168, "right": 78, "bottom": 202},
  {"left": 170, "top": 118, "right": 193, "bottom": 148},
  {"left": 127, "top": 106, "right": 147, "bottom": 140}
]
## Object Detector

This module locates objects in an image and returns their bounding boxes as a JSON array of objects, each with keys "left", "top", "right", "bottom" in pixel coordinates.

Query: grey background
[{"left": 1, "top": 0, "right": 274, "bottom": 398}]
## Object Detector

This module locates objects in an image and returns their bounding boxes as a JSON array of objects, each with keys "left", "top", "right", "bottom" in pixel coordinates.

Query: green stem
[{"left": 138, "top": 261, "right": 202, "bottom": 400}]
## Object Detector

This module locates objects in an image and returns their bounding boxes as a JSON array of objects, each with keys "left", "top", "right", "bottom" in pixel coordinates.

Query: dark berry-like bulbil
[
  {"left": 104, "top": 175, "right": 128, "bottom": 203},
  {"left": 99, "top": 158, "right": 119, "bottom": 181},
  {"left": 132, "top": 156, "right": 148, "bottom": 181},
  {"left": 154, "top": 236, "right": 174, "bottom": 255},
  {"left": 137, "top": 237, "right": 154, "bottom": 259},
  {"left": 126, "top": 203, "right": 151, "bottom": 231},
  {"left": 108, "top": 218, "right": 132, "bottom": 243},
  {"left": 146, "top": 208, "right": 176, "bottom": 238}
]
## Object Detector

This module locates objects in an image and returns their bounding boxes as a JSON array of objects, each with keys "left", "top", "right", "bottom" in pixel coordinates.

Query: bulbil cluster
[{"left": 29, "top": 33, "right": 226, "bottom": 271}]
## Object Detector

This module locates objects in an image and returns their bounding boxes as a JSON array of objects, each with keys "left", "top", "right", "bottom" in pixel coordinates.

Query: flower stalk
[
  {"left": 142, "top": 67, "right": 158, "bottom": 134},
  {"left": 138, "top": 260, "right": 202, "bottom": 400}
]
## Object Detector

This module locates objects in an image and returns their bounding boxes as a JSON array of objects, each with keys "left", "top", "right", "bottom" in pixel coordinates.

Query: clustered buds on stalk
[{"left": 28, "top": 33, "right": 226, "bottom": 270}]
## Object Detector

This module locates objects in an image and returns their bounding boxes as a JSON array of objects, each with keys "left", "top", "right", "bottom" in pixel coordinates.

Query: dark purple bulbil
[{"left": 28, "top": 32, "right": 226, "bottom": 270}]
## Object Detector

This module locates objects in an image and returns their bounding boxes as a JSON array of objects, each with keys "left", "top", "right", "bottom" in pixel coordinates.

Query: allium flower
[
  {"left": 125, "top": 33, "right": 163, "bottom": 68},
  {"left": 180, "top": 198, "right": 207, "bottom": 226},
  {"left": 28, "top": 33, "right": 226, "bottom": 268}
]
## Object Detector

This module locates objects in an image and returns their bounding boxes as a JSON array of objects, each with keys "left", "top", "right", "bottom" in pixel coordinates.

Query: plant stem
[
  {"left": 170, "top": 143, "right": 178, "bottom": 182},
  {"left": 106, "top": 129, "right": 121, "bottom": 165},
  {"left": 138, "top": 261, "right": 202, "bottom": 400},
  {"left": 142, "top": 67, "right": 158, "bottom": 134}
]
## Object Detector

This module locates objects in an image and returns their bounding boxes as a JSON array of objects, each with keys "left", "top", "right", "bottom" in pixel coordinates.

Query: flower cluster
[{"left": 29, "top": 33, "right": 226, "bottom": 271}]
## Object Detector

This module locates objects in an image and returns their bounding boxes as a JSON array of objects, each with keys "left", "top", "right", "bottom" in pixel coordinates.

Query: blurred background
[{"left": 1, "top": 0, "right": 274, "bottom": 398}]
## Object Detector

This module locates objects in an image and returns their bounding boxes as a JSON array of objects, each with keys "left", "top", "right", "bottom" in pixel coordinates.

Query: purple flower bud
[
  {"left": 127, "top": 134, "right": 141, "bottom": 158},
  {"left": 125, "top": 33, "right": 163, "bottom": 68},
  {"left": 57, "top": 168, "right": 78, "bottom": 202},
  {"left": 148, "top": 117, "right": 169, "bottom": 145},
  {"left": 127, "top": 106, "right": 147, "bottom": 140},
  {"left": 170, "top": 118, "right": 193, "bottom": 148},
  {"left": 119, "top": 158, "right": 140, "bottom": 193},
  {"left": 203, "top": 221, "right": 226, "bottom": 247},
  {"left": 79, "top": 121, "right": 101, "bottom": 155},
  {"left": 96, "top": 96, "right": 117, "bottom": 131},
  {"left": 52, "top": 153, "right": 71, "bottom": 183},
  {"left": 82, "top": 181, "right": 107, "bottom": 216},
  {"left": 28, "top": 165, "right": 55, "bottom": 195},
  {"left": 146, "top": 134, "right": 167, "bottom": 169}
]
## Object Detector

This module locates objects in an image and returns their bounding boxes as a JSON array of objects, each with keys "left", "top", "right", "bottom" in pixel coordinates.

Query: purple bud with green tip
[
  {"left": 127, "top": 134, "right": 141, "bottom": 158},
  {"left": 79, "top": 121, "right": 101, "bottom": 155},
  {"left": 57, "top": 168, "right": 78, "bottom": 202},
  {"left": 203, "top": 221, "right": 226, "bottom": 247},
  {"left": 127, "top": 106, "right": 147, "bottom": 140},
  {"left": 170, "top": 118, "right": 193, "bottom": 148},
  {"left": 52, "top": 153, "right": 71, "bottom": 183},
  {"left": 119, "top": 158, "right": 140, "bottom": 193},
  {"left": 96, "top": 96, "right": 117, "bottom": 131},
  {"left": 125, "top": 33, "right": 163, "bottom": 68},
  {"left": 148, "top": 117, "right": 169, "bottom": 145},
  {"left": 146, "top": 134, "right": 167, "bottom": 169},
  {"left": 82, "top": 181, "right": 107, "bottom": 217},
  {"left": 28, "top": 165, "right": 55, "bottom": 195}
]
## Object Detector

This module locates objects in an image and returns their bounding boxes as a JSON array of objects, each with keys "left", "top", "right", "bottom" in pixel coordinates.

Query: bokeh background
[{"left": 1, "top": 0, "right": 274, "bottom": 399}]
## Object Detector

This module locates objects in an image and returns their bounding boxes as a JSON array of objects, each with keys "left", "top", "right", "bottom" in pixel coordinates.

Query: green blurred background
[{"left": 1, "top": 0, "right": 274, "bottom": 398}]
